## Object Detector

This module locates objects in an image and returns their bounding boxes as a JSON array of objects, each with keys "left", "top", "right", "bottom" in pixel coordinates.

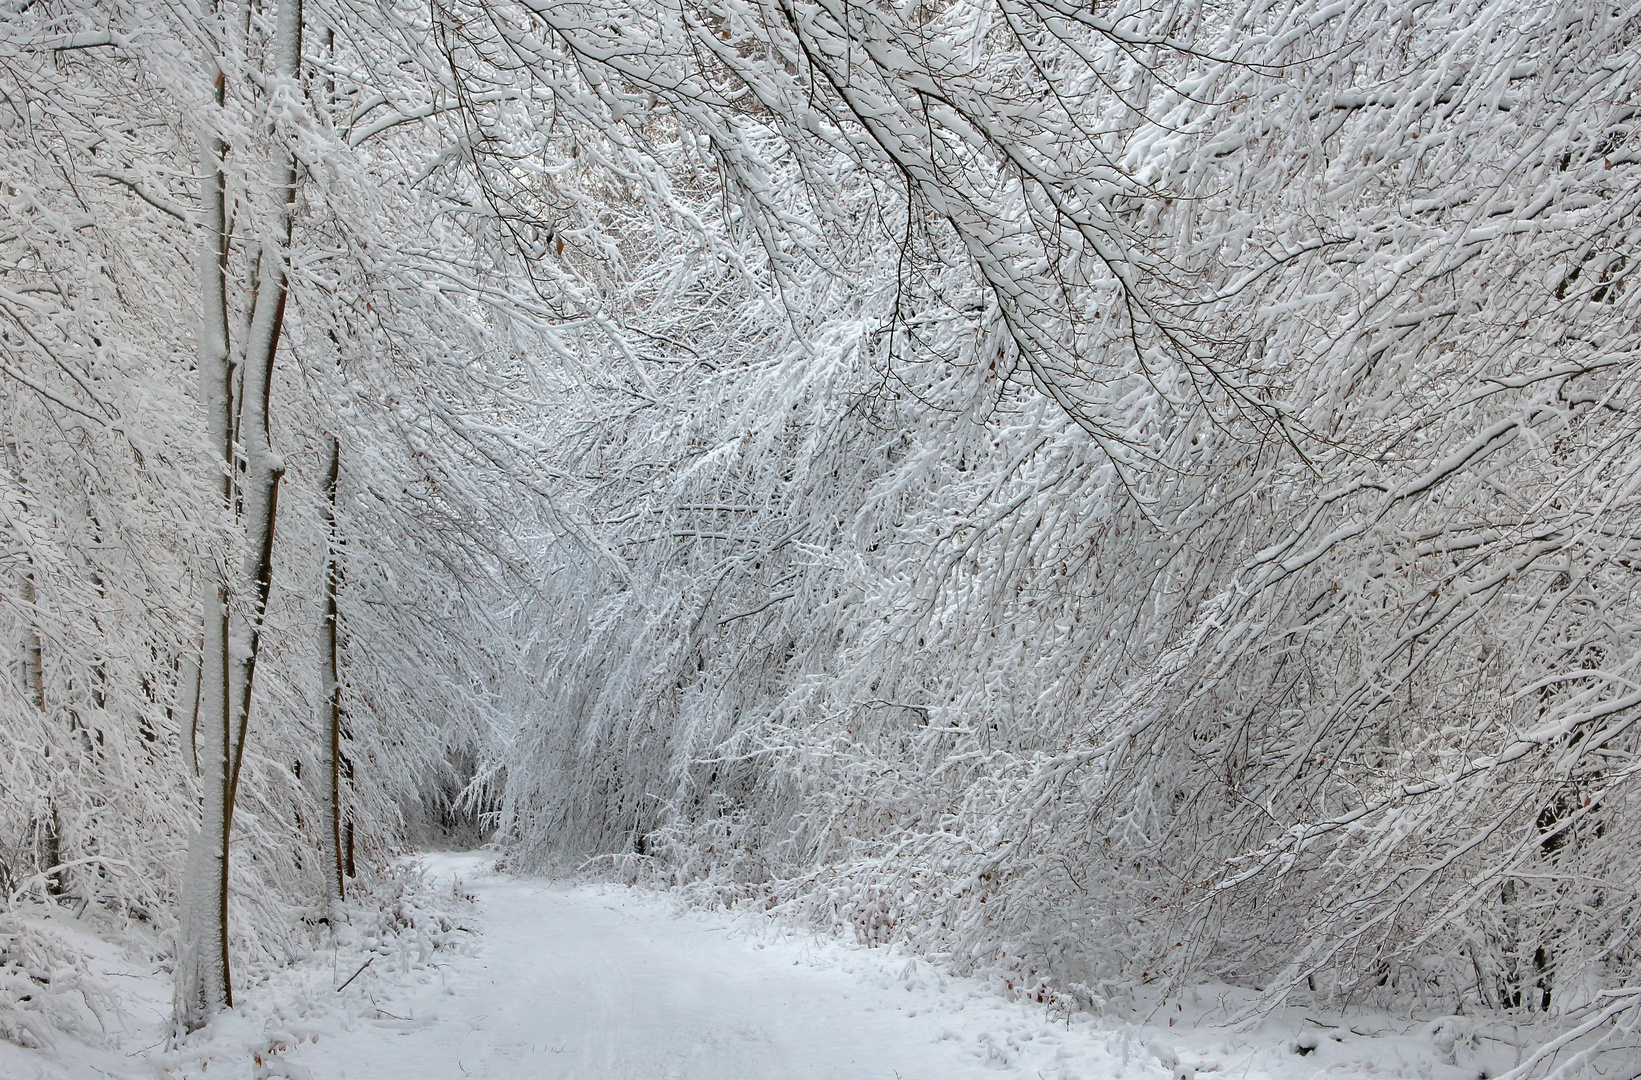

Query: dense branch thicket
[{"left": 480, "top": 0, "right": 1641, "bottom": 1030}]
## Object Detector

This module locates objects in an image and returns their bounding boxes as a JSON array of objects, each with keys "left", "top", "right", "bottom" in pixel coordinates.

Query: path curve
[{"left": 281, "top": 853, "right": 1102, "bottom": 1080}]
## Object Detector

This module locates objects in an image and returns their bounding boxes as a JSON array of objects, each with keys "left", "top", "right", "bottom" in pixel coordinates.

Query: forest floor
[{"left": 2, "top": 852, "right": 1614, "bottom": 1080}]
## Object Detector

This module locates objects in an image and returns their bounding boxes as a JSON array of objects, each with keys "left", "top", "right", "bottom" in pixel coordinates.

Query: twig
[
  {"left": 336, "top": 956, "right": 375, "bottom": 992},
  {"left": 126, "top": 1037, "right": 167, "bottom": 1057}
]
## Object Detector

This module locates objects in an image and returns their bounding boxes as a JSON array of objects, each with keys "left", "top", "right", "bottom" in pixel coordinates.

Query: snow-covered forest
[{"left": 4, "top": 0, "right": 1641, "bottom": 1071}]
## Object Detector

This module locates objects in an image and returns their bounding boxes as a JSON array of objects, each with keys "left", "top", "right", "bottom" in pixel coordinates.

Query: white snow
[
  {"left": 277, "top": 852, "right": 1129, "bottom": 1079},
  {"left": 7, "top": 852, "right": 1628, "bottom": 1080}
]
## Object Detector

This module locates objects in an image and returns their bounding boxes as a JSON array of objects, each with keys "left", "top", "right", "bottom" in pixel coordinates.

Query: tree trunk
[
  {"left": 175, "top": 82, "right": 234, "bottom": 1017},
  {"left": 175, "top": 0, "right": 303, "bottom": 1031},
  {"left": 320, "top": 435, "right": 345, "bottom": 905},
  {"left": 176, "top": 641, "right": 202, "bottom": 776},
  {"left": 175, "top": 61, "right": 236, "bottom": 1028},
  {"left": 21, "top": 572, "right": 43, "bottom": 710},
  {"left": 227, "top": 0, "right": 299, "bottom": 822},
  {"left": 13, "top": 457, "right": 62, "bottom": 900}
]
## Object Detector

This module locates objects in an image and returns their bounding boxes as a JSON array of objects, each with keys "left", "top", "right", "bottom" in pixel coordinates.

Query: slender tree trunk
[
  {"left": 11, "top": 447, "right": 63, "bottom": 899},
  {"left": 21, "top": 573, "right": 43, "bottom": 711},
  {"left": 176, "top": 70, "right": 235, "bottom": 1027},
  {"left": 315, "top": 26, "right": 345, "bottom": 906},
  {"left": 175, "top": 43, "right": 236, "bottom": 1025},
  {"left": 38, "top": 807, "right": 62, "bottom": 898},
  {"left": 22, "top": 573, "right": 62, "bottom": 897},
  {"left": 227, "top": 0, "right": 299, "bottom": 824},
  {"left": 320, "top": 435, "right": 345, "bottom": 905}
]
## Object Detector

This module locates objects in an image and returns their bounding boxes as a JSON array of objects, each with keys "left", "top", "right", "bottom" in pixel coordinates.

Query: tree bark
[
  {"left": 176, "top": 0, "right": 303, "bottom": 1031},
  {"left": 21, "top": 572, "right": 43, "bottom": 710},
  {"left": 227, "top": 0, "right": 299, "bottom": 823},
  {"left": 23, "top": 578, "right": 65, "bottom": 897},
  {"left": 176, "top": 66, "right": 235, "bottom": 1027},
  {"left": 320, "top": 435, "right": 345, "bottom": 905}
]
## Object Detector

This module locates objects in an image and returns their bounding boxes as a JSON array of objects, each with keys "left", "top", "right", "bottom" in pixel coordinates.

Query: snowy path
[
  {"left": 3, "top": 851, "right": 1524, "bottom": 1080},
  {"left": 280, "top": 852, "right": 1108, "bottom": 1080}
]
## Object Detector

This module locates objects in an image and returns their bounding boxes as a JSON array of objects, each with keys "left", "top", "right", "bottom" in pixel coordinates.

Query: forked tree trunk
[
  {"left": 176, "top": 0, "right": 301, "bottom": 1029},
  {"left": 227, "top": 0, "right": 298, "bottom": 828},
  {"left": 176, "top": 75, "right": 235, "bottom": 1027}
]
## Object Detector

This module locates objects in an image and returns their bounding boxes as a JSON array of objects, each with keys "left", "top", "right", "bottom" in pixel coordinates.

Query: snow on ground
[
  {"left": 2, "top": 852, "right": 1626, "bottom": 1079},
  {"left": 0, "top": 906, "right": 170, "bottom": 1080}
]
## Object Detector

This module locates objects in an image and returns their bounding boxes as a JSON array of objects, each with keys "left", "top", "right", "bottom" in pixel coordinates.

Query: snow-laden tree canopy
[
  {"left": 2, "top": 0, "right": 1639, "bottom": 1045},
  {"left": 485, "top": 0, "right": 1641, "bottom": 1020}
]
